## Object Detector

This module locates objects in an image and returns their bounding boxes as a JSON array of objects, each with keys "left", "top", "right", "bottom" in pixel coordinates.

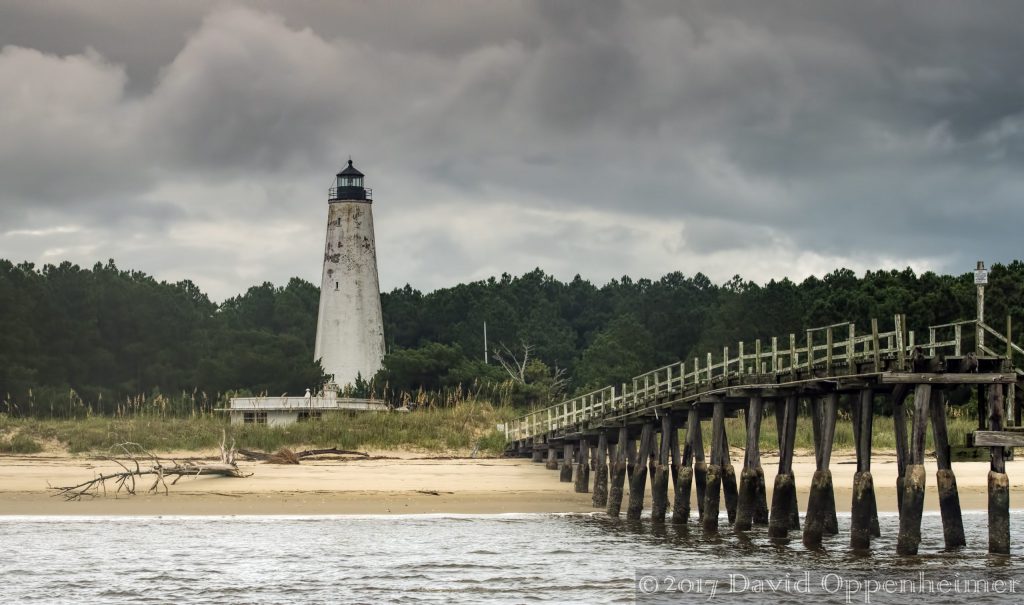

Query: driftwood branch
[
  {"left": 237, "top": 447, "right": 370, "bottom": 464},
  {"left": 50, "top": 435, "right": 250, "bottom": 501}
]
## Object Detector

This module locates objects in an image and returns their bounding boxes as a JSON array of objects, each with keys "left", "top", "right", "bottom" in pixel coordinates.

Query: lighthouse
[{"left": 313, "top": 159, "right": 386, "bottom": 390}]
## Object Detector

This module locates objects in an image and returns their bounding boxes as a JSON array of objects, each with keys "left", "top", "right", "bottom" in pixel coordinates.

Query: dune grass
[
  {"left": 0, "top": 400, "right": 515, "bottom": 456},
  {"left": 711, "top": 411, "right": 978, "bottom": 455},
  {"left": 0, "top": 402, "right": 982, "bottom": 458},
  {"left": 0, "top": 432, "right": 44, "bottom": 454}
]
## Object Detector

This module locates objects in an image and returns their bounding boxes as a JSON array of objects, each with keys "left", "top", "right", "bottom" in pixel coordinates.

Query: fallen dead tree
[
  {"left": 237, "top": 447, "right": 370, "bottom": 464},
  {"left": 51, "top": 435, "right": 251, "bottom": 501}
]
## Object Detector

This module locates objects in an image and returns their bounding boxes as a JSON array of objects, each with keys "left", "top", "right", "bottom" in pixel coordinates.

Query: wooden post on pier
[
  {"left": 531, "top": 438, "right": 543, "bottom": 463},
  {"left": 735, "top": 395, "right": 763, "bottom": 531},
  {"left": 593, "top": 432, "right": 609, "bottom": 508},
  {"left": 897, "top": 384, "right": 930, "bottom": 555},
  {"left": 703, "top": 402, "right": 725, "bottom": 532},
  {"left": 988, "top": 384, "right": 1010, "bottom": 554},
  {"left": 606, "top": 427, "right": 628, "bottom": 517},
  {"left": 574, "top": 439, "right": 589, "bottom": 493},
  {"left": 560, "top": 442, "right": 574, "bottom": 483},
  {"left": 720, "top": 418, "right": 739, "bottom": 525},
  {"left": 627, "top": 423, "right": 655, "bottom": 520},
  {"left": 929, "top": 389, "right": 965, "bottom": 549},
  {"left": 671, "top": 418, "right": 689, "bottom": 524},
  {"left": 850, "top": 388, "right": 878, "bottom": 550},
  {"left": 651, "top": 415, "right": 672, "bottom": 522},
  {"left": 890, "top": 384, "right": 910, "bottom": 516},
  {"left": 671, "top": 409, "right": 696, "bottom": 524},
  {"left": 804, "top": 393, "right": 837, "bottom": 547},
  {"left": 692, "top": 408, "right": 707, "bottom": 521},
  {"left": 769, "top": 396, "right": 800, "bottom": 538},
  {"left": 546, "top": 445, "right": 559, "bottom": 470}
]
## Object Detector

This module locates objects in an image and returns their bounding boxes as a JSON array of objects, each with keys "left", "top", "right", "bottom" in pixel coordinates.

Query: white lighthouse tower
[{"left": 314, "top": 159, "right": 385, "bottom": 390}]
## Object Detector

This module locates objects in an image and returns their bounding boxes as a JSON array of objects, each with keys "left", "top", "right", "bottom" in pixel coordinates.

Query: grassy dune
[
  {"left": 714, "top": 412, "right": 978, "bottom": 456},
  {"left": 0, "top": 403, "right": 982, "bottom": 458},
  {"left": 0, "top": 401, "right": 514, "bottom": 456}
]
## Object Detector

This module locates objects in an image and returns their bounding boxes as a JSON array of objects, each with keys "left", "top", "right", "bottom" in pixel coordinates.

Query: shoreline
[{"left": 1, "top": 451, "right": 1022, "bottom": 516}]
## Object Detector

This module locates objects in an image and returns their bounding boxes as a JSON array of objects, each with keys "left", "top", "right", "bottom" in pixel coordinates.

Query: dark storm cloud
[{"left": 1, "top": 1, "right": 1023, "bottom": 299}]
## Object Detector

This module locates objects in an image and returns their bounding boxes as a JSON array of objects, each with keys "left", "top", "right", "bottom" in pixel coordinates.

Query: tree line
[{"left": 1, "top": 258, "right": 1022, "bottom": 416}]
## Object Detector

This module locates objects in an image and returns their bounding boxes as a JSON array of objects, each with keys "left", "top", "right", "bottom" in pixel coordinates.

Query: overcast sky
[{"left": 1, "top": 1, "right": 1022, "bottom": 300}]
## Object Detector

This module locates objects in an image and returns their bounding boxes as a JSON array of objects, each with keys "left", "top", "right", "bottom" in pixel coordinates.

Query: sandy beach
[{"left": 0, "top": 449, "right": 1020, "bottom": 516}]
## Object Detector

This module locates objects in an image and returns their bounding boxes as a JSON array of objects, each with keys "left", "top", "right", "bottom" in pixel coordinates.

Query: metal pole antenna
[{"left": 484, "top": 321, "right": 488, "bottom": 364}]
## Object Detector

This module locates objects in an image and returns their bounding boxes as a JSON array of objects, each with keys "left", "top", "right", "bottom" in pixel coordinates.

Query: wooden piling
[
  {"left": 545, "top": 445, "right": 559, "bottom": 471},
  {"left": 627, "top": 423, "right": 654, "bottom": 520},
  {"left": 850, "top": 388, "right": 877, "bottom": 550},
  {"left": 655, "top": 417, "right": 671, "bottom": 520},
  {"left": 592, "top": 432, "right": 609, "bottom": 508},
  {"left": 703, "top": 402, "right": 725, "bottom": 532},
  {"left": 988, "top": 384, "right": 1010, "bottom": 555},
  {"left": 929, "top": 389, "right": 965, "bottom": 549},
  {"left": 560, "top": 442, "right": 574, "bottom": 483},
  {"left": 671, "top": 415, "right": 691, "bottom": 524},
  {"left": 897, "top": 384, "right": 930, "bottom": 555},
  {"left": 692, "top": 408, "right": 707, "bottom": 521},
  {"left": 769, "top": 396, "right": 799, "bottom": 538},
  {"left": 574, "top": 439, "right": 590, "bottom": 493},
  {"left": 606, "top": 427, "right": 628, "bottom": 517},
  {"left": 735, "top": 395, "right": 763, "bottom": 531},
  {"left": 651, "top": 415, "right": 672, "bottom": 522},
  {"left": 784, "top": 396, "right": 800, "bottom": 531},
  {"left": 531, "top": 439, "right": 543, "bottom": 463},
  {"left": 890, "top": 384, "right": 910, "bottom": 516},
  {"left": 753, "top": 465, "right": 769, "bottom": 525},
  {"left": 720, "top": 419, "right": 739, "bottom": 525},
  {"left": 804, "top": 393, "right": 837, "bottom": 548}
]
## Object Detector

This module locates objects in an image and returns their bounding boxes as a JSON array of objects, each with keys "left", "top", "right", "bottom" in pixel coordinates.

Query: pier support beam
[
  {"left": 890, "top": 385, "right": 910, "bottom": 516},
  {"left": 692, "top": 409, "right": 707, "bottom": 522},
  {"left": 930, "top": 389, "right": 965, "bottom": 550},
  {"left": 627, "top": 423, "right": 654, "bottom": 520},
  {"left": 560, "top": 442, "right": 574, "bottom": 483},
  {"left": 545, "top": 445, "right": 559, "bottom": 471},
  {"left": 804, "top": 393, "right": 837, "bottom": 548},
  {"left": 593, "top": 432, "right": 609, "bottom": 508},
  {"left": 574, "top": 439, "right": 590, "bottom": 493},
  {"left": 703, "top": 402, "right": 726, "bottom": 532},
  {"left": 897, "top": 384, "right": 930, "bottom": 555},
  {"left": 753, "top": 465, "right": 769, "bottom": 525},
  {"left": 531, "top": 439, "right": 543, "bottom": 463},
  {"left": 720, "top": 420, "right": 739, "bottom": 525},
  {"left": 651, "top": 415, "right": 672, "bottom": 522},
  {"left": 850, "top": 388, "right": 878, "bottom": 550},
  {"left": 606, "top": 427, "right": 628, "bottom": 517},
  {"left": 988, "top": 384, "right": 1010, "bottom": 555},
  {"left": 671, "top": 413, "right": 690, "bottom": 524},
  {"left": 667, "top": 409, "right": 700, "bottom": 524},
  {"left": 735, "top": 395, "right": 763, "bottom": 531},
  {"left": 769, "top": 396, "right": 800, "bottom": 538}
]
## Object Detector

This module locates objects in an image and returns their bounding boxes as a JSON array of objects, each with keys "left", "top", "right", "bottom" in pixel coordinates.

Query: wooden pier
[{"left": 505, "top": 314, "right": 1024, "bottom": 554}]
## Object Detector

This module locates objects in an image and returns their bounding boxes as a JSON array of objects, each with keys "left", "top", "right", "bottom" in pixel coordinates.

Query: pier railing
[{"left": 505, "top": 314, "right": 1019, "bottom": 442}]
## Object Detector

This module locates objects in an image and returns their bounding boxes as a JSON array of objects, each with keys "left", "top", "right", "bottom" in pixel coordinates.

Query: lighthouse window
[
  {"left": 337, "top": 218, "right": 341, "bottom": 226},
  {"left": 335, "top": 282, "right": 339, "bottom": 290}
]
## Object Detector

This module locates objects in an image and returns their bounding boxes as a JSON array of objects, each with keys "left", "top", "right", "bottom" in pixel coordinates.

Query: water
[{"left": 1, "top": 511, "right": 1022, "bottom": 604}]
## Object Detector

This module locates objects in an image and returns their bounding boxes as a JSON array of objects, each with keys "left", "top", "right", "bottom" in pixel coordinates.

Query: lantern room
[{"left": 329, "top": 159, "right": 371, "bottom": 201}]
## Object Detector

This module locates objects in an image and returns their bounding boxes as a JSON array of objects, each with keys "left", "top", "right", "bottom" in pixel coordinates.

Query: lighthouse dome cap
[{"left": 337, "top": 159, "right": 364, "bottom": 178}]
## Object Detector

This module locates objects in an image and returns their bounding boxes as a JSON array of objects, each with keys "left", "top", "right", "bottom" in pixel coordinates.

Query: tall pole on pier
[
  {"left": 483, "top": 321, "right": 489, "bottom": 363},
  {"left": 975, "top": 261, "right": 988, "bottom": 353}
]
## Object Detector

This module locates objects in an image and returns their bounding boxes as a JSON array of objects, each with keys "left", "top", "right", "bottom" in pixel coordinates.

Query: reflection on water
[{"left": 0, "top": 511, "right": 1021, "bottom": 603}]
